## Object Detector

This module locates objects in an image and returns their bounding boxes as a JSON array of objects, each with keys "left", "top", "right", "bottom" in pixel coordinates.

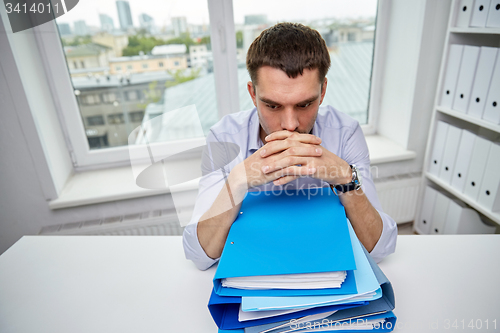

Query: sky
[{"left": 57, "top": 0, "right": 377, "bottom": 28}]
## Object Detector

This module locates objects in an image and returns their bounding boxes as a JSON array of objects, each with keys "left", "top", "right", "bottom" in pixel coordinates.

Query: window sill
[
  {"left": 48, "top": 159, "right": 201, "bottom": 210},
  {"left": 49, "top": 135, "right": 416, "bottom": 210},
  {"left": 366, "top": 135, "right": 416, "bottom": 164}
]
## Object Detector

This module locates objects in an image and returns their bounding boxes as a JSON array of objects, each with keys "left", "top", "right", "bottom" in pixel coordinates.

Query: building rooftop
[
  {"left": 152, "top": 44, "right": 187, "bottom": 55},
  {"left": 64, "top": 43, "right": 112, "bottom": 58},
  {"left": 141, "top": 41, "right": 373, "bottom": 141},
  {"left": 72, "top": 71, "right": 173, "bottom": 90},
  {"left": 109, "top": 54, "right": 172, "bottom": 63}
]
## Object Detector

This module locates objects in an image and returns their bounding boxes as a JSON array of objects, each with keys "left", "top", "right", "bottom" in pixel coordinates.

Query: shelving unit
[
  {"left": 414, "top": 0, "right": 500, "bottom": 234},
  {"left": 436, "top": 106, "right": 500, "bottom": 133}
]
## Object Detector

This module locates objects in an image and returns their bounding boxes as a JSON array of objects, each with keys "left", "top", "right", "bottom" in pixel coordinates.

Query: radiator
[
  {"left": 40, "top": 176, "right": 420, "bottom": 236},
  {"left": 374, "top": 175, "right": 421, "bottom": 224},
  {"left": 39, "top": 209, "right": 185, "bottom": 236}
]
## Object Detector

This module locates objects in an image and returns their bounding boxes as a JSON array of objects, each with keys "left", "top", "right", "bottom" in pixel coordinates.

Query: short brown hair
[{"left": 246, "top": 22, "right": 331, "bottom": 85}]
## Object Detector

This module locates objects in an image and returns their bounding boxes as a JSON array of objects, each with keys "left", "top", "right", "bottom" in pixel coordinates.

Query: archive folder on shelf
[
  {"left": 450, "top": 130, "right": 476, "bottom": 192},
  {"left": 440, "top": 45, "right": 464, "bottom": 108},
  {"left": 212, "top": 187, "right": 357, "bottom": 298},
  {"left": 428, "top": 121, "right": 449, "bottom": 176},
  {"left": 453, "top": 45, "right": 480, "bottom": 113},
  {"left": 455, "top": 0, "right": 474, "bottom": 28},
  {"left": 486, "top": 1, "right": 500, "bottom": 27},
  {"left": 467, "top": 47, "right": 498, "bottom": 119},
  {"left": 470, "top": 0, "right": 492, "bottom": 27},
  {"left": 417, "top": 186, "right": 438, "bottom": 234},
  {"left": 438, "top": 125, "right": 462, "bottom": 184},
  {"left": 482, "top": 50, "right": 500, "bottom": 124}
]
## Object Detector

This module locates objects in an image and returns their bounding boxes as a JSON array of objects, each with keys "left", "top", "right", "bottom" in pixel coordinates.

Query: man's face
[{"left": 247, "top": 66, "right": 327, "bottom": 143}]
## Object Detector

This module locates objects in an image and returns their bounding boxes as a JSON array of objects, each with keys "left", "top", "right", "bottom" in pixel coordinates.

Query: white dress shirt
[{"left": 183, "top": 106, "right": 397, "bottom": 270}]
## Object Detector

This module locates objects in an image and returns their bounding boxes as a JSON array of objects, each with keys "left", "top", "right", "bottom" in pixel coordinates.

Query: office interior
[{"left": 1, "top": 0, "right": 500, "bottom": 256}]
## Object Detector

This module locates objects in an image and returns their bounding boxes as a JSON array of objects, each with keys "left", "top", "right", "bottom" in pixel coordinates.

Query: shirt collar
[{"left": 248, "top": 108, "right": 263, "bottom": 153}]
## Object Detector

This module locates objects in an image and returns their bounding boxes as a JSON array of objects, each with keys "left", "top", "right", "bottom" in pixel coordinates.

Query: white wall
[
  {"left": 374, "top": 0, "right": 451, "bottom": 180},
  {"left": 0, "top": 0, "right": 452, "bottom": 254},
  {"left": 0, "top": 13, "right": 179, "bottom": 255}
]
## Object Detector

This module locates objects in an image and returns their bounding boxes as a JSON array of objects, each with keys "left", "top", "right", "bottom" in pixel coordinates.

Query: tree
[
  {"left": 198, "top": 36, "right": 212, "bottom": 51},
  {"left": 137, "top": 81, "right": 163, "bottom": 109},
  {"left": 164, "top": 32, "right": 195, "bottom": 53},
  {"left": 165, "top": 68, "right": 202, "bottom": 88},
  {"left": 61, "top": 35, "right": 92, "bottom": 47},
  {"left": 236, "top": 31, "right": 243, "bottom": 48},
  {"left": 122, "top": 36, "right": 167, "bottom": 56}
]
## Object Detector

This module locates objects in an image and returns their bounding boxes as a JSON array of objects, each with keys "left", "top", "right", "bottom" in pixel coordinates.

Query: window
[
  {"left": 233, "top": 0, "right": 378, "bottom": 125},
  {"left": 53, "top": 0, "right": 218, "bottom": 167},
  {"left": 107, "top": 113, "right": 125, "bottom": 124},
  {"left": 81, "top": 94, "right": 100, "bottom": 105},
  {"left": 46, "top": 0, "right": 380, "bottom": 168},
  {"left": 129, "top": 111, "right": 145, "bottom": 122},
  {"left": 126, "top": 90, "right": 138, "bottom": 101},
  {"left": 87, "top": 115, "right": 105, "bottom": 126},
  {"left": 101, "top": 92, "right": 117, "bottom": 104}
]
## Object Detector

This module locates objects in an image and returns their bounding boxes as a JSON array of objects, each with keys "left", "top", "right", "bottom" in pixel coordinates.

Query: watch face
[{"left": 351, "top": 165, "right": 362, "bottom": 189}]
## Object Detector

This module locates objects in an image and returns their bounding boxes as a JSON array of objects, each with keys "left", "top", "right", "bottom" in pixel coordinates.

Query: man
[{"left": 183, "top": 23, "right": 397, "bottom": 270}]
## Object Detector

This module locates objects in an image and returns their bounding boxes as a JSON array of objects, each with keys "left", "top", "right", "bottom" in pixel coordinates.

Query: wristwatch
[{"left": 332, "top": 165, "right": 362, "bottom": 195}]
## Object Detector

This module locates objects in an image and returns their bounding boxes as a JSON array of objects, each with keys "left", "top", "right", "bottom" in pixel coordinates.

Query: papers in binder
[{"left": 223, "top": 271, "right": 347, "bottom": 290}]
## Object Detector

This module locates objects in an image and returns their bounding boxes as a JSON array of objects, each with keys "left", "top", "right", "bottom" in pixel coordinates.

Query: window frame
[
  {"left": 35, "top": 0, "right": 384, "bottom": 170},
  {"left": 362, "top": 0, "right": 390, "bottom": 136}
]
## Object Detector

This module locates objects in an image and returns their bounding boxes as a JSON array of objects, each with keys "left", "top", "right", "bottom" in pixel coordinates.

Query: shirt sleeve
[
  {"left": 341, "top": 123, "right": 397, "bottom": 263},
  {"left": 182, "top": 131, "right": 242, "bottom": 270}
]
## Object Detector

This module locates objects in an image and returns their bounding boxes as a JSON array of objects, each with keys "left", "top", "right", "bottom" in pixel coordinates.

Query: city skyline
[{"left": 56, "top": 0, "right": 377, "bottom": 30}]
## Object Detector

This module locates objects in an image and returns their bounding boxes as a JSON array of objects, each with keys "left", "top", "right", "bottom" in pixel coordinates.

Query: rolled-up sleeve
[{"left": 183, "top": 223, "right": 219, "bottom": 270}]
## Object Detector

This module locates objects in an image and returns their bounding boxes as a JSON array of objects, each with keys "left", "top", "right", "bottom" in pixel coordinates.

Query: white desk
[{"left": 0, "top": 235, "right": 499, "bottom": 333}]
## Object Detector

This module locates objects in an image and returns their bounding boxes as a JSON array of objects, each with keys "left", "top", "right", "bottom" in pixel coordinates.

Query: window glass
[
  {"left": 233, "top": 0, "right": 377, "bottom": 125},
  {"left": 56, "top": 0, "right": 217, "bottom": 150}
]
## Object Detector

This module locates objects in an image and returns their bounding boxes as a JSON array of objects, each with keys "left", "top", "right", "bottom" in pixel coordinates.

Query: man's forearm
[
  {"left": 197, "top": 165, "right": 247, "bottom": 259},
  {"left": 339, "top": 188, "right": 383, "bottom": 252}
]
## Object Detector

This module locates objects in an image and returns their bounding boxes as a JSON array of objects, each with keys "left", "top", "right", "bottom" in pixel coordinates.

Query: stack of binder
[
  {"left": 441, "top": 44, "right": 500, "bottom": 125},
  {"left": 428, "top": 120, "right": 500, "bottom": 214},
  {"left": 207, "top": 187, "right": 397, "bottom": 332}
]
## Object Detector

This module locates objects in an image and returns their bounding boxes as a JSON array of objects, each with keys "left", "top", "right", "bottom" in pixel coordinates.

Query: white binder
[
  {"left": 456, "top": 0, "right": 475, "bottom": 27},
  {"left": 431, "top": 191, "right": 451, "bottom": 234},
  {"left": 453, "top": 45, "right": 480, "bottom": 113},
  {"left": 428, "top": 121, "right": 449, "bottom": 176},
  {"left": 418, "top": 186, "right": 438, "bottom": 234},
  {"left": 444, "top": 200, "right": 496, "bottom": 234},
  {"left": 456, "top": 210, "right": 497, "bottom": 233},
  {"left": 463, "top": 136, "right": 492, "bottom": 199},
  {"left": 470, "top": 0, "right": 492, "bottom": 27},
  {"left": 450, "top": 130, "right": 477, "bottom": 192},
  {"left": 440, "top": 44, "right": 464, "bottom": 108},
  {"left": 443, "top": 200, "right": 467, "bottom": 234},
  {"left": 477, "top": 142, "right": 500, "bottom": 211},
  {"left": 486, "top": 1, "right": 500, "bottom": 27},
  {"left": 467, "top": 47, "right": 498, "bottom": 118},
  {"left": 482, "top": 51, "right": 500, "bottom": 124},
  {"left": 438, "top": 126, "right": 462, "bottom": 184}
]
